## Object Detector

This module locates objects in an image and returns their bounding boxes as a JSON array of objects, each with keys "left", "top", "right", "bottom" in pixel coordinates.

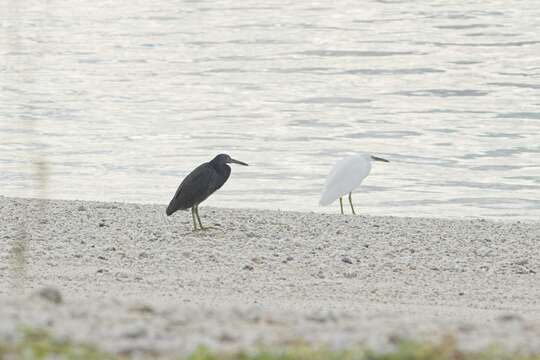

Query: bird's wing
[
  {"left": 167, "top": 164, "right": 227, "bottom": 215},
  {"left": 319, "top": 155, "right": 371, "bottom": 206}
]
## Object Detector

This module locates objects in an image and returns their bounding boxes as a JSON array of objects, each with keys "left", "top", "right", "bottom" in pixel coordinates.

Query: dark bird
[{"left": 166, "top": 154, "right": 248, "bottom": 230}]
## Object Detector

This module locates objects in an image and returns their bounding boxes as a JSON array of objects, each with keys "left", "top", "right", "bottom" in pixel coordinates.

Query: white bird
[{"left": 320, "top": 153, "right": 389, "bottom": 214}]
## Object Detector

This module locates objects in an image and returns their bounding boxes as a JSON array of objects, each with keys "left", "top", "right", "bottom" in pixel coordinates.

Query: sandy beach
[{"left": 1, "top": 195, "right": 539, "bottom": 357}]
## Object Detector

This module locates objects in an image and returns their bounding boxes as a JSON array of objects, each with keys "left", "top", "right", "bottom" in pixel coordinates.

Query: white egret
[{"left": 319, "top": 153, "right": 389, "bottom": 214}]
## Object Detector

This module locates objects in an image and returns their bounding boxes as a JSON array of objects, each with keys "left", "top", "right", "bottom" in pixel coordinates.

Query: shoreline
[
  {"left": 1, "top": 196, "right": 540, "bottom": 356},
  {"left": 2, "top": 194, "right": 535, "bottom": 224}
]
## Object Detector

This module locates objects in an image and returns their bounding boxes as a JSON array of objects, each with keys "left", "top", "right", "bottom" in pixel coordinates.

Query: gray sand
[{"left": 1, "top": 196, "right": 540, "bottom": 356}]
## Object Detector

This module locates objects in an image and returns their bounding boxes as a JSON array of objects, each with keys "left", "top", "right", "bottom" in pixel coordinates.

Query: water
[{"left": 1, "top": 0, "right": 539, "bottom": 220}]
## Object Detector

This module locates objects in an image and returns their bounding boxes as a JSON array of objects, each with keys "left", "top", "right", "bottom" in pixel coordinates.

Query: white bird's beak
[{"left": 371, "top": 156, "right": 389, "bottom": 163}]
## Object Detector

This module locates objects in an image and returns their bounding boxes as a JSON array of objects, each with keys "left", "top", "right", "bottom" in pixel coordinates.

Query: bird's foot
[{"left": 192, "top": 226, "right": 216, "bottom": 232}]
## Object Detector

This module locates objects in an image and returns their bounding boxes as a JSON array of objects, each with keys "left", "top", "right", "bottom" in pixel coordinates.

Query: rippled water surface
[{"left": 1, "top": 0, "right": 540, "bottom": 219}]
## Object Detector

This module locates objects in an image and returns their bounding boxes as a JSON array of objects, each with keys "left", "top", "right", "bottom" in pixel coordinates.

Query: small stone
[
  {"left": 243, "top": 265, "right": 254, "bottom": 271},
  {"left": 219, "top": 332, "right": 236, "bottom": 342},
  {"left": 479, "top": 265, "right": 489, "bottom": 271},
  {"left": 342, "top": 257, "right": 353, "bottom": 264},
  {"left": 282, "top": 256, "right": 294, "bottom": 263},
  {"left": 97, "top": 255, "right": 107, "bottom": 260},
  {"left": 497, "top": 313, "right": 523, "bottom": 322},
  {"left": 129, "top": 303, "right": 155, "bottom": 314},
  {"left": 116, "top": 271, "right": 129, "bottom": 280},
  {"left": 251, "top": 257, "right": 264, "bottom": 264},
  {"left": 123, "top": 326, "right": 148, "bottom": 339},
  {"left": 306, "top": 309, "right": 336, "bottom": 323},
  {"left": 516, "top": 266, "right": 536, "bottom": 274},
  {"left": 388, "top": 334, "right": 402, "bottom": 344},
  {"left": 35, "top": 286, "right": 63, "bottom": 304},
  {"left": 458, "top": 323, "right": 475, "bottom": 333},
  {"left": 475, "top": 247, "right": 493, "bottom": 257}
]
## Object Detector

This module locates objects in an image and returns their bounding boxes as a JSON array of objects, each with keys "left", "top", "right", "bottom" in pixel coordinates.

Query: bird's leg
[
  {"left": 339, "top": 197, "right": 344, "bottom": 215},
  {"left": 348, "top": 192, "right": 356, "bottom": 215},
  {"left": 191, "top": 207, "right": 198, "bottom": 231},
  {"left": 195, "top": 205, "right": 205, "bottom": 230}
]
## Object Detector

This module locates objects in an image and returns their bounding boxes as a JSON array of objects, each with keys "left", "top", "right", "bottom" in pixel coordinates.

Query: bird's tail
[
  {"left": 319, "top": 192, "right": 334, "bottom": 206},
  {"left": 166, "top": 202, "right": 175, "bottom": 216}
]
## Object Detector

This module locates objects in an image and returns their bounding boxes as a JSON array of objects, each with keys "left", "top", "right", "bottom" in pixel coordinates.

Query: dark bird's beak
[
  {"left": 371, "top": 155, "right": 389, "bottom": 163},
  {"left": 229, "top": 158, "right": 249, "bottom": 166}
]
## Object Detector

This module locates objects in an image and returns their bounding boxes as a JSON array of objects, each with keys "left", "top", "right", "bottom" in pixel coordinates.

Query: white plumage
[{"left": 320, "top": 153, "right": 389, "bottom": 214}]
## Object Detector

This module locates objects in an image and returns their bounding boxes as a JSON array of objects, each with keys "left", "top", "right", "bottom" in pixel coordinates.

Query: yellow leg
[
  {"left": 349, "top": 192, "right": 356, "bottom": 215},
  {"left": 195, "top": 205, "right": 204, "bottom": 230},
  {"left": 191, "top": 207, "right": 198, "bottom": 231},
  {"left": 339, "top": 197, "right": 344, "bottom": 214}
]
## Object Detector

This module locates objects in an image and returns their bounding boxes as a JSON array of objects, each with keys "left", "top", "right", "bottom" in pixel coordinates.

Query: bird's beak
[
  {"left": 229, "top": 158, "right": 249, "bottom": 166},
  {"left": 371, "top": 155, "right": 389, "bottom": 163}
]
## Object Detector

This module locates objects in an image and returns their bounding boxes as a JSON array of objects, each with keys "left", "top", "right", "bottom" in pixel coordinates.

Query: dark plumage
[
  {"left": 166, "top": 154, "right": 248, "bottom": 230},
  {"left": 166, "top": 162, "right": 229, "bottom": 215}
]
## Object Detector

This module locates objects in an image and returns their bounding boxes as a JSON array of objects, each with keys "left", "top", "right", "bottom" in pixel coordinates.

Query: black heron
[{"left": 166, "top": 154, "right": 248, "bottom": 230}]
